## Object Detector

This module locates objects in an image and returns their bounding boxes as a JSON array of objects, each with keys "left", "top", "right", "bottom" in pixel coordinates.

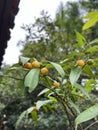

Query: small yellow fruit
[
  {"left": 77, "top": 60, "right": 85, "bottom": 67},
  {"left": 33, "top": 106, "right": 38, "bottom": 112},
  {"left": 32, "top": 61, "right": 40, "bottom": 68},
  {"left": 23, "top": 62, "right": 33, "bottom": 69},
  {"left": 79, "top": 93, "right": 84, "bottom": 97},
  {"left": 40, "top": 67, "right": 48, "bottom": 75},
  {"left": 53, "top": 81, "right": 60, "bottom": 88}
]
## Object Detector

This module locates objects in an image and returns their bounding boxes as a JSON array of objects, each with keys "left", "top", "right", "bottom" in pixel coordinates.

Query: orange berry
[
  {"left": 23, "top": 62, "right": 33, "bottom": 69},
  {"left": 33, "top": 106, "right": 38, "bottom": 112},
  {"left": 40, "top": 67, "right": 48, "bottom": 75},
  {"left": 77, "top": 60, "right": 85, "bottom": 67},
  {"left": 32, "top": 61, "right": 40, "bottom": 68},
  {"left": 53, "top": 81, "right": 60, "bottom": 88}
]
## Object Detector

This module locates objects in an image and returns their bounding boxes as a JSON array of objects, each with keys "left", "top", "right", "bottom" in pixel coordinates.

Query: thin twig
[
  {"left": 45, "top": 76, "right": 74, "bottom": 130},
  {"left": 75, "top": 124, "right": 84, "bottom": 130},
  {"left": 75, "top": 125, "right": 77, "bottom": 130},
  {"left": 84, "top": 120, "right": 98, "bottom": 130}
]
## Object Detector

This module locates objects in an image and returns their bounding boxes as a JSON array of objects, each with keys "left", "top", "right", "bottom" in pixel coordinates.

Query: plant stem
[
  {"left": 84, "top": 120, "right": 98, "bottom": 130},
  {"left": 76, "top": 124, "right": 84, "bottom": 130},
  {"left": 45, "top": 76, "right": 75, "bottom": 130}
]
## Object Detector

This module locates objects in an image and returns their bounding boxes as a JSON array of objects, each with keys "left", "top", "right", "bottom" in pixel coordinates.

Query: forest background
[{"left": 0, "top": 0, "right": 98, "bottom": 130}]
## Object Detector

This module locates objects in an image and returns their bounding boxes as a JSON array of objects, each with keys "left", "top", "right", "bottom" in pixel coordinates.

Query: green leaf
[
  {"left": 7, "top": 66, "right": 23, "bottom": 73},
  {"left": 75, "top": 104, "right": 98, "bottom": 125},
  {"left": 31, "top": 111, "right": 38, "bottom": 122},
  {"left": 89, "top": 38, "right": 98, "bottom": 45},
  {"left": 69, "top": 67, "right": 82, "bottom": 86},
  {"left": 15, "top": 111, "right": 27, "bottom": 128},
  {"left": 83, "top": 15, "right": 98, "bottom": 30},
  {"left": 36, "top": 100, "right": 52, "bottom": 109},
  {"left": 84, "top": 11, "right": 98, "bottom": 19},
  {"left": 27, "top": 107, "right": 34, "bottom": 114},
  {"left": 85, "top": 79, "right": 96, "bottom": 93},
  {"left": 50, "top": 62, "right": 65, "bottom": 78},
  {"left": 94, "top": 58, "right": 98, "bottom": 67},
  {"left": 19, "top": 56, "right": 30, "bottom": 64},
  {"left": 76, "top": 31, "right": 86, "bottom": 47},
  {"left": 24, "top": 69, "right": 40, "bottom": 93},
  {"left": 48, "top": 96, "right": 58, "bottom": 102},
  {"left": 86, "top": 45, "right": 98, "bottom": 53},
  {"left": 75, "top": 83, "right": 90, "bottom": 99},
  {"left": 16, "top": 106, "right": 38, "bottom": 128},
  {"left": 8, "top": 66, "right": 23, "bottom": 71},
  {"left": 70, "top": 100, "right": 80, "bottom": 114},
  {"left": 38, "top": 88, "right": 50, "bottom": 96},
  {"left": 83, "top": 65, "right": 94, "bottom": 77}
]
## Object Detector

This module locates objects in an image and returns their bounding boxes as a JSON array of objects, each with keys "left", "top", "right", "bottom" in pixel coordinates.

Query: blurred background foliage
[{"left": 0, "top": 0, "right": 98, "bottom": 129}]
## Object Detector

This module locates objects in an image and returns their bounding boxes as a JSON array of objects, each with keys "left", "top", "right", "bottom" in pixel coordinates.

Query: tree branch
[{"left": 84, "top": 120, "right": 98, "bottom": 130}]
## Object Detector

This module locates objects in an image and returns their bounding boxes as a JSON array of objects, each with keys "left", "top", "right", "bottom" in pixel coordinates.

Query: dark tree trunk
[{"left": 0, "top": 0, "right": 20, "bottom": 67}]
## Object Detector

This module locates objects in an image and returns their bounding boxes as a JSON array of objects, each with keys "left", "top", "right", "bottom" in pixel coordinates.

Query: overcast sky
[{"left": 3, "top": 0, "right": 77, "bottom": 65}]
